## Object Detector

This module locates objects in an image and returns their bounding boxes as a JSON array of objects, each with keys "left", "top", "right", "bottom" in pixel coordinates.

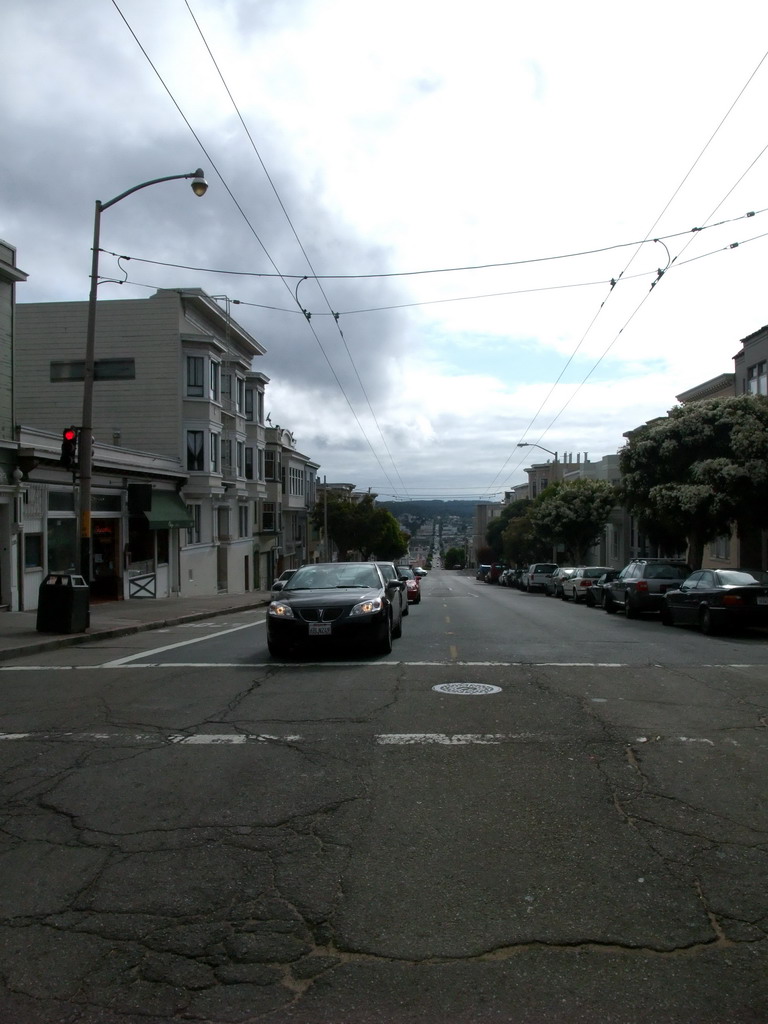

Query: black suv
[{"left": 605, "top": 558, "right": 692, "bottom": 617}]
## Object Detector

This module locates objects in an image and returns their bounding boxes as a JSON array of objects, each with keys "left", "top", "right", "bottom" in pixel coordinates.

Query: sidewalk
[{"left": 0, "top": 591, "right": 272, "bottom": 662}]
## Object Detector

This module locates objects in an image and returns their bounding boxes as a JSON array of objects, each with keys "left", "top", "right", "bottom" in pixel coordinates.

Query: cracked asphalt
[{"left": 0, "top": 571, "right": 766, "bottom": 1022}]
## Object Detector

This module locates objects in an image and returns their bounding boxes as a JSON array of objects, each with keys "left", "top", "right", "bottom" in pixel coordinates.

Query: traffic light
[{"left": 60, "top": 426, "right": 79, "bottom": 470}]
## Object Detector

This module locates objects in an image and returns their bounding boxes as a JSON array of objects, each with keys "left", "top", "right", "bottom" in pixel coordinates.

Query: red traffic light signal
[{"left": 60, "top": 426, "right": 79, "bottom": 469}]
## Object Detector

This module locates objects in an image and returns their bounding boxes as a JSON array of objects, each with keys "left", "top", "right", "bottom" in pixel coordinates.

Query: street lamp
[
  {"left": 79, "top": 169, "right": 208, "bottom": 581},
  {"left": 517, "top": 442, "right": 558, "bottom": 460}
]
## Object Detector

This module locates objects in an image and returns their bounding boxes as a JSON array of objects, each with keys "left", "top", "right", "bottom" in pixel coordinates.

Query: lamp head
[{"left": 190, "top": 169, "right": 208, "bottom": 197}]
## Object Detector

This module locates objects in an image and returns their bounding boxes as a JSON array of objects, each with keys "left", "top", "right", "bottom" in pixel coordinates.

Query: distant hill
[{"left": 378, "top": 499, "right": 476, "bottom": 528}]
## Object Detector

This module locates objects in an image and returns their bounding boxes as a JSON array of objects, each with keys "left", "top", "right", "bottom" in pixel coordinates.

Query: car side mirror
[{"left": 272, "top": 580, "right": 285, "bottom": 592}]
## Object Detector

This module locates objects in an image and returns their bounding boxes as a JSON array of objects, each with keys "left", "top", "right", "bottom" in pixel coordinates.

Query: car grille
[{"left": 298, "top": 607, "right": 345, "bottom": 623}]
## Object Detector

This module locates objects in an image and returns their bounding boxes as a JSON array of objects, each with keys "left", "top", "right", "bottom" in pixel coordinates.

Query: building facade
[{"left": 15, "top": 288, "right": 277, "bottom": 603}]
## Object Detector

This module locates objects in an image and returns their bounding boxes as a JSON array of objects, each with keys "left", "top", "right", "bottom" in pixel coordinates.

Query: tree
[
  {"left": 530, "top": 479, "right": 617, "bottom": 564},
  {"left": 444, "top": 546, "right": 465, "bottom": 569},
  {"left": 312, "top": 494, "right": 408, "bottom": 561},
  {"left": 486, "top": 499, "right": 534, "bottom": 561},
  {"left": 619, "top": 395, "right": 768, "bottom": 568}
]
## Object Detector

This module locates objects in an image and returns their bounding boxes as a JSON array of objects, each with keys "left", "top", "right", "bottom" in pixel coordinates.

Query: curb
[{"left": 0, "top": 601, "right": 269, "bottom": 663}]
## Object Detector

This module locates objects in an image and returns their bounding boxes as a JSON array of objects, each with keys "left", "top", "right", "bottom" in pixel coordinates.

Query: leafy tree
[
  {"left": 501, "top": 514, "right": 548, "bottom": 566},
  {"left": 619, "top": 395, "right": 768, "bottom": 568},
  {"left": 312, "top": 494, "right": 408, "bottom": 561},
  {"left": 530, "top": 479, "right": 617, "bottom": 564},
  {"left": 486, "top": 499, "right": 534, "bottom": 560},
  {"left": 444, "top": 545, "right": 465, "bottom": 568}
]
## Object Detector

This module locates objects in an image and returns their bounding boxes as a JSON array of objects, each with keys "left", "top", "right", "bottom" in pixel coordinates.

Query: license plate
[
  {"left": 308, "top": 622, "right": 332, "bottom": 636},
  {"left": 757, "top": 597, "right": 768, "bottom": 606}
]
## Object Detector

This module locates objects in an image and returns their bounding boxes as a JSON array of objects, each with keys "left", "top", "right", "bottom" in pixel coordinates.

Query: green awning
[{"left": 144, "top": 492, "right": 193, "bottom": 529}]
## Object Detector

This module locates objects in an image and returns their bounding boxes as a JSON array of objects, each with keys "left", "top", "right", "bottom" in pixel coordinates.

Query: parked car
[
  {"left": 396, "top": 565, "right": 422, "bottom": 604},
  {"left": 476, "top": 565, "right": 491, "bottom": 581},
  {"left": 376, "top": 561, "right": 410, "bottom": 618},
  {"left": 486, "top": 563, "right": 506, "bottom": 584},
  {"left": 585, "top": 569, "right": 620, "bottom": 608},
  {"left": 543, "top": 567, "right": 577, "bottom": 597},
  {"left": 271, "top": 568, "right": 297, "bottom": 596},
  {"left": 662, "top": 568, "right": 768, "bottom": 635},
  {"left": 605, "top": 558, "right": 692, "bottom": 617},
  {"left": 267, "top": 562, "right": 403, "bottom": 658},
  {"left": 499, "top": 568, "right": 515, "bottom": 587},
  {"left": 564, "top": 566, "right": 614, "bottom": 603},
  {"left": 523, "top": 563, "right": 559, "bottom": 592},
  {"left": 413, "top": 567, "right": 428, "bottom": 577},
  {"left": 508, "top": 568, "right": 525, "bottom": 589}
]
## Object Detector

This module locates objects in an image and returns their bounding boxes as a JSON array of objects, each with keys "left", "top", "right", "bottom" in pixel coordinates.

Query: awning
[{"left": 144, "top": 492, "right": 193, "bottom": 529}]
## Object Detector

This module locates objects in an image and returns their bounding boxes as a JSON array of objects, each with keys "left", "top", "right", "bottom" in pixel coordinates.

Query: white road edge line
[{"left": 100, "top": 618, "right": 266, "bottom": 667}]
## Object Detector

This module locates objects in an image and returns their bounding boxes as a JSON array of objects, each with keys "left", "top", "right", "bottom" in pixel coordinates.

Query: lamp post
[
  {"left": 517, "top": 442, "right": 558, "bottom": 461},
  {"left": 79, "top": 169, "right": 208, "bottom": 582}
]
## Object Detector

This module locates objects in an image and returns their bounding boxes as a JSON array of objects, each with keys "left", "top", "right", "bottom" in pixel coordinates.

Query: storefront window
[
  {"left": 24, "top": 534, "right": 43, "bottom": 568},
  {"left": 47, "top": 518, "right": 77, "bottom": 571}
]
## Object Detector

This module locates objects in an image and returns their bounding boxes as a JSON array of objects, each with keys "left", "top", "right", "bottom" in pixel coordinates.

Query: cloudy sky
[{"left": 4, "top": 1, "right": 768, "bottom": 500}]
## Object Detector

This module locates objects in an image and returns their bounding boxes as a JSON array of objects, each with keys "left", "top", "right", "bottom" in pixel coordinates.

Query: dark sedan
[
  {"left": 267, "top": 562, "right": 403, "bottom": 658},
  {"left": 585, "top": 569, "right": 619, "bottom": 608},
  {"left": 662, "top": 568, "right": 768, "bottom": 635}
]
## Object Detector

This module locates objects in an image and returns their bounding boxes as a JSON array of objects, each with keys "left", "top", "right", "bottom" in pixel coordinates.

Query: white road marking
[
  {"left": 3, "top": 660, "right": 766, "bottom": 671},
  {"left": 100, "top": 618, "right": 266, "bottom": 667},
  {"left": 0, "top": 731, "right": 302, "bottom": 744}
]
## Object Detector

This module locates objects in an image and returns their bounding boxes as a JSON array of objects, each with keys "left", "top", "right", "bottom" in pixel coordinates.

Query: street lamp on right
[{"left": 517, "top": 442, "right": 558, "bottom": 461}]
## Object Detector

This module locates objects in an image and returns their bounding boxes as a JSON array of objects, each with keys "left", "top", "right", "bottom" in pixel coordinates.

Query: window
[
  {"left": 209, "top": 361, "right": 220, "bottom": 402},
  {"left": 245, "top": 447, "right": 254, "bottom": 480},
  {"left": 186, "top": 503, "right": 202, "bottom": 544},
  {"left": 210, "top": 432, "right": 220, "bottom": 472},
  {"left": 238, "top": 505, "right": 249, "bottom": 537},
  {"left": 257, "top": 391, "right": 264, "bottom": 424},
  {"left": 262, "top": 501, "right": 276, "bottom": 531},
  {"left": 265, "top": 450, "right": 276, "bottom": 480},
  {"left": 221, "top": 439, "right": 232, "bottom": 473},
  {"left": 712, "top": 534, "right": 731, "bottom": 560},
  {"left": 186, "top": 356, "right": 204, "bottom": 397},
  {"left": 49, "top": 491, "right": 75, "bottom": 512},
  {"left": 222, "top": 373, "right": 232, "bottom": 403},
  {"left": 245, "top": 388, "right": 254, "bottom": 421},
  {"left": 47, "top": 517, "right": 77, "bottom": 571},
  {"left": 51, "top": 359, "right": 135, "bottom": 381},
  {"left": 289, "top": 466, "right": 305, "bottom": 496},
  {"left": 186, "top": 430, "right": 204, "bottom": 471},
  {"left": 236, "top": 379, "right": 245, "bottom": 414},
  {"left": 24, "top": 534, "right": 43, "bottom": 568},
  {"left": 747, "top": 361, "right": 767, "bottom": 395},
  {"left": 257, "top": 448, "right": 264, "bottom": 481},
  {"left": 236, "top": 441, "right": 244, "bottom": 477}
]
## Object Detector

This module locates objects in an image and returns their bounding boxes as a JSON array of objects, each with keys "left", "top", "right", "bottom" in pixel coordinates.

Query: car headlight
[
  {"left": 268, "top": 601, "right": 294, "bottom": 618},
  {"left": 350, "top": 597, "right": 383, "bottom": 616}
]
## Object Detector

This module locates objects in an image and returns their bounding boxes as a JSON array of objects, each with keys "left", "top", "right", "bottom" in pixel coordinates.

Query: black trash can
[{"left": 36, "top": 573, "right": 90, "bottom": 634}]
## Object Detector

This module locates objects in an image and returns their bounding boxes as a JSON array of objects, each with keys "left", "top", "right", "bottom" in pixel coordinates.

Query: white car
[{"left": 271, "top": 568, "right": 297, "bottom": 596}]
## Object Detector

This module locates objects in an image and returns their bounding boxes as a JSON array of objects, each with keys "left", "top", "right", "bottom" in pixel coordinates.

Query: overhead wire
[
  {"left": 485, "top": 46, "right": 768, "bottom": 495},
  {"left": 110, "top": 0, "right": 407, "bottom": 499},
  {"left": 183, "top": 0, "right": 413, "bottom": 500}
]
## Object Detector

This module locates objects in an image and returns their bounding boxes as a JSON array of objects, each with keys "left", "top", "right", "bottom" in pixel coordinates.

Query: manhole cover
[{"left": 432, "top": 682, "right": 502, "bottom": 695}]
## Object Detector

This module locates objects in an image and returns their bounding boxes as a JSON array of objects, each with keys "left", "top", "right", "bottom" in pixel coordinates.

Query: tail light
[
  {"left": 636, "top": 580, "right": 649, "bottom": 592},
  {"left": 580, "top": 579, "right": 590, "bottom": 587},
  {"left": 723, "top": 594, "right": 744, "bottom": 607}
]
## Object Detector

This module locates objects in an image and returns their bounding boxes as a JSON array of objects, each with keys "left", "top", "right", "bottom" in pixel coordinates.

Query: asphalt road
[{"left": 1, "top": 570, "right": 766, "bottom": 1023}]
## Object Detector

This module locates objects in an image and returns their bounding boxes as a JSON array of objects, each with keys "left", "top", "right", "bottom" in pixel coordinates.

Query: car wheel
[
  {"left": 402, "top": 602, "right": 409, "bottom": 616},
  {"left": 661, "top": 605, "right": 674, "bottom": 627},
  {"left": 699, "top": 607, "right": 719, "bottom": 636},
  {"left": 561, "top": 589, "right": 569, "bottom": 601},
  {"left": 624, "top": 596, "right": 639, "bottom": 619},
  {"left": 585, "top": 591, "right": 595, "bottom": 607},
  {"left": 393, "top": 610, "right": 403, "bottom": 639},
  {"left": 378, "top": 615, "right": 393, "bottom": 654},
  {"left": 415, "top": 594, "right": 421, "bottom": 604},
  {"left": 604, "top": 595, "right": 617, "bottom": 614}
]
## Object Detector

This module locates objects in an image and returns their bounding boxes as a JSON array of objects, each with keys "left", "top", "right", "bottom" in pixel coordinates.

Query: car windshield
[
  {"left": 397, "top": 567, "right": 415, "bottom": 578},
  {"left": 584, "top": 567, "right": 612, "bottom": 578},
  {"left": 286, "top": 565, "right": 381, "bottom": 590},
  {"left": 643, "top": 564, "right": 691, "bottom": 579}
]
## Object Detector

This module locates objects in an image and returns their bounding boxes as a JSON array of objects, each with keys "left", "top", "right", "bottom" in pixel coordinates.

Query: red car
[{"left": 397, "top": 566, "right": 422, "bottom": 604}]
